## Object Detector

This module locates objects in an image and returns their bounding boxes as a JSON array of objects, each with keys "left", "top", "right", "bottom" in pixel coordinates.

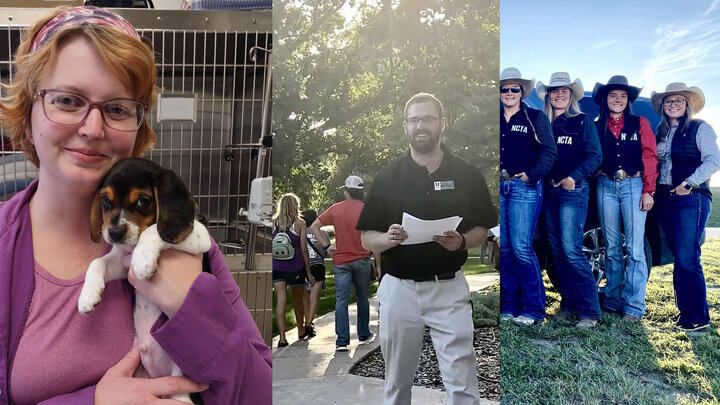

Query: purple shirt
[
  {"left": 11, "top": 262, "right": 135, "bottom": 404},
  {"left": 0, "top": 180, "right": 272, "bottom": 404}
]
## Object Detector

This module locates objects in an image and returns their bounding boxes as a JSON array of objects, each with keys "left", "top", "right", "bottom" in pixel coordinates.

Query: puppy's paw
[
  {"left": 132, "top": 246, "right": 158, "bottom": 280},
  {"left": 168, "top": 394, "right": 193, "bottom": 403},
  {"left": 78, "top": 272, "right": 105, "bottom": 313}
]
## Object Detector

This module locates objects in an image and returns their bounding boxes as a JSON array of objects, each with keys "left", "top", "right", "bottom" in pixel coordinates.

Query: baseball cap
[{"left": 341, "top": 175, "right": 364, "bottom": 190}]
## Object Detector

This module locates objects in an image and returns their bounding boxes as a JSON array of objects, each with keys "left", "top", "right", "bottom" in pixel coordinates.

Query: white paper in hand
[{"left": 400, "top": 212, "right": 463, "bottom": 245}]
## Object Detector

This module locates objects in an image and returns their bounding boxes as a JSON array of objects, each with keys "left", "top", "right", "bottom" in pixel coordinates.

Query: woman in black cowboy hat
[
  {"left": 592, "top": 75, "right": 658, "bottom": 323},
  {"left": 499, "top": 67, "right": 556, "bottom": 326},
  {"left": 536, "top": 72, "right": 602, "bottom": 329},
  {"left": 652, "top": 83, "right": 720, "bottom": 332}
]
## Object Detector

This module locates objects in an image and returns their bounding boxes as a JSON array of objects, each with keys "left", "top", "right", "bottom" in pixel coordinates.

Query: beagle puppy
[{"left": 78, "top": 157, "right": 211, "bottom": 403}]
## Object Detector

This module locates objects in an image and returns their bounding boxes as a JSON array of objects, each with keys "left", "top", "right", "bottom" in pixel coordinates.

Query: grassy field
[
  {"left": 272, "top": 252, "right": 496, "bottom": 336},
  {"left": 500, "top": 239, "right": 720, "bottom": 404},
  {"left": 709, "top": 188, "right": 720, "bottom": 227}
]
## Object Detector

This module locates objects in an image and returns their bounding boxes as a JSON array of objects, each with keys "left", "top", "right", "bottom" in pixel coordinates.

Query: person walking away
[
  {"left": 310, "top": 176, "right": 376, "bottom": 352},
  {"left": 272, "top": 193, "right": 314, "bottom": 347}
]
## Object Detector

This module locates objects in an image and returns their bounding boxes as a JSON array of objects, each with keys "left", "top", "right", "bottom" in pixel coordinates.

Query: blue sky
[{"left": 501, "top": 0, "right": 720, "bottom": 184}]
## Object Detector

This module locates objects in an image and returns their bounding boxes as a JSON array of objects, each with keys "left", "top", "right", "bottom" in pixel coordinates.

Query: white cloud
[
  {"left": 702, "top": 0, "right": 720, "bottom": 17},
  {"left": 643, "top": 16, "right": 720, "bottom": 92}
]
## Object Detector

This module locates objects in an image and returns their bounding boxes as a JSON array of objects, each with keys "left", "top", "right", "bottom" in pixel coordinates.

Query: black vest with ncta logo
[
  {"left": 666, "top": 118, "right": 711, "bottom": 198},
  {"left": 596, "top": 114, "right": 642, "bottom": 176},
  {"left": 548, "top": 113, "right": 586, "bottom": 181},
  {"left": 500, "top": 106, "right": 542, "bottom": 176}
]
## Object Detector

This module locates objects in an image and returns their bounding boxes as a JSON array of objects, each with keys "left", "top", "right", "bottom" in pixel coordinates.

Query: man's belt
[
  {"left": 410, "top": 270, "right": 457, "bottom": 282},
  {"left": 602, "top": 170, "right": 642, "bottom": 182},
  {"left": 500, "top": 169, "right": 517, "bottom": 182}
]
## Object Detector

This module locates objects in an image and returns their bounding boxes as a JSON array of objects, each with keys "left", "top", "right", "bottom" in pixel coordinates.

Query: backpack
[{"left": 272, "top": 227, "right": 295, "bottom": 260}]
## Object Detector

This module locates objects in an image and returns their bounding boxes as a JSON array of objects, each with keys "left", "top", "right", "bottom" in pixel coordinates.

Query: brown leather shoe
[
  {"left": 576, "top": 318, "right": 598, "bottom": 329},
  {"left": 622, "top": 314, "right": 640, "bottom": 323},
  {"left": 553, "top": 310, "right": 574, "bottom": 321}
]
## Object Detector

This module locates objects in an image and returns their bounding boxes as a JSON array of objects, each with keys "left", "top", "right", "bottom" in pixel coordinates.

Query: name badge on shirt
[{"left": 434, "top": 180, "right": 455, "bottom": 191}]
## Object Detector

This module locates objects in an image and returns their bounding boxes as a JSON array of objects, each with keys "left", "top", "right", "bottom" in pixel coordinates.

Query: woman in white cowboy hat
[
  {"left": 499, "top": 67, "right": 557, "bottom": 326},
  {"left": 536, "top": 72, "right": 602, "bottom": 328},
  {"left": 592, "top": 75, "right": 658, "bottom": 323},
  {"left": 652, "top": 83, "right": 720, "bottom": 332}
]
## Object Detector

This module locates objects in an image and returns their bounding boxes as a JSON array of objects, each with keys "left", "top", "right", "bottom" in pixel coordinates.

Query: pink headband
[{"left": 31, "top": 6, "right": 140, "bottom": 53}]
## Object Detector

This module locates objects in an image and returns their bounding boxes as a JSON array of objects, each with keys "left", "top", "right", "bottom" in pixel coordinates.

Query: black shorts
[
  {"left": 310, "top": 263, "right": 326, "bottom": 282},
  {"left": 272, "top": 268, "right": 305, "bottom": 286}
]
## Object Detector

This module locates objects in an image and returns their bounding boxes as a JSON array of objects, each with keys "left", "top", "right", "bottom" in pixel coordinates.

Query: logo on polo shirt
[
  {"left": 557, "top": 136, "right": 573, "bottom": 145},
  {"left": 434, "top": 181, "right": 455, "bottom": 191},
  {"left": 510, "top": 124, "right": 528, "bottom": 133}
]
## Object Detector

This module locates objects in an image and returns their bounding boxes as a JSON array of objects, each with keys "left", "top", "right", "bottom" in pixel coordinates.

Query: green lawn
[
  {"left": 709, "top": 188, "right": 720, "bottom": 227},
  {"left": 500, "top": 239, "right": 720, "bottom": 404},
  {"left": 272, "top": 255, "right": 496, "bottom": 336}
]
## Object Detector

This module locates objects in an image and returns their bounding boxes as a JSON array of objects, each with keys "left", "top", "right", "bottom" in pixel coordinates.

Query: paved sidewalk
[{"left": 272, "top": 272, "right": 500, "bottom": 405}]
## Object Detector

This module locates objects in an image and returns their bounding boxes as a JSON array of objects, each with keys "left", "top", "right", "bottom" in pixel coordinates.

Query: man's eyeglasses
[
  {"left": 500, "top": 87, "right": 522, "bottom": 94},
  {"left": 35, "top": 89, "right": 148, "bottom": 132},
  {"left": 405, "top": 115, "right": 440, "bottom": 126},
  {"left": 663, "top": 98, "right": 686, "bottom": 107}
]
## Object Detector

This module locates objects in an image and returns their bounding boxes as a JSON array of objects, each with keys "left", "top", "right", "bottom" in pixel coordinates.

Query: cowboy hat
[
  {"left": 500, "top": 67, "right": 535, "bottom": 100},
  {"left": 536, "top": 72, "right": 584, "bottom": 100},
  {"left": 650, "top": 82, "right": 705, "bottom": 114},
  {"left": 592, "top": 75, "right": 642, "bottom": 105}
]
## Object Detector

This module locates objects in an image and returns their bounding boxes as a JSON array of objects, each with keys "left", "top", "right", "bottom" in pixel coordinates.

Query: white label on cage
[{"left": 157, "top": 93, "right": 197, "bottom": 122}]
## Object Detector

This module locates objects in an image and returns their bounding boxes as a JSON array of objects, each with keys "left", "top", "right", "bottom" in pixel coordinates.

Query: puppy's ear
[
  {"left": 90, "top": 191, "right": 104, "bottom": 243},
  {"left": 154, "top": 169, "right": 196, "bottom": 243}
]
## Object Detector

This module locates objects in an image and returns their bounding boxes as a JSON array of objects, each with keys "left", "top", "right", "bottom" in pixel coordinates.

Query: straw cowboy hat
[
  {"left": 592, "top": 75, "right": 642, "bottom": 105},
  {"left": 536, "top": 72, "right": 584, "bottom": 100},
  {"left": 651, "top": 82, "right": 705, "bottom": 114},
  {"left": 500, "top": 67, "right": 535, "bottom": 99}
]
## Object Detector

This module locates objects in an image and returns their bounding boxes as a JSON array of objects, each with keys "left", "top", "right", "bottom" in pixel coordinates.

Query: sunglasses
[{"left": 500, "top": 87, "right": 522, "bottom": 94}]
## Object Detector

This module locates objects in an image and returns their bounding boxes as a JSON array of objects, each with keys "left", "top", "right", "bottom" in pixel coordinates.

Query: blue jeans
[
  {"left": 500, "top": 179, "right": 545, "bottom": 321},
  {"left": 656, "top": 190, "right": 711, "bottom": 325},
  {"left": 333, "top": 257, "right": 372, "bottom": 346},
  {"left": 597, "top": 176, "right": 648, "bottom": 318},
  {"left": 543, "top": 181, "right": 601, "bottom": 319}
]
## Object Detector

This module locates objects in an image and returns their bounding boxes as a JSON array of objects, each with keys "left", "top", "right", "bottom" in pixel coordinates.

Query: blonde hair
[
  {"left": 543, "top": 89, "right": 582, "bottom": 124},
  {"left": 273, "top": 193, "right": 301, "bottom": 231},
  {"left": 0, "top": 7, "right": 158, "bottom": 167}
]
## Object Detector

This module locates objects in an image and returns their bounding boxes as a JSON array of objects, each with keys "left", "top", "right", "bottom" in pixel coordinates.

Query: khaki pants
[{"left": 377, "top": 271, "right": 480, "bottom": 405}]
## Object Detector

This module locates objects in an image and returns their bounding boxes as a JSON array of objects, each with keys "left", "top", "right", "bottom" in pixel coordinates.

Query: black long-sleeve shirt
[{"left": 500, "top": 104, "right": 557, "bottom": 184}]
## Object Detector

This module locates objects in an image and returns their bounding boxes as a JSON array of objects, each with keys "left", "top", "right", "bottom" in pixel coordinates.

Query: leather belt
[
  {"left": 500, "top": 169, "right": 517, "bottom": 182},
  {"left": 410, "top": 270, "right": 457, "bottom": 282},
  {"left": 602, "top": 170, "right": 642, "bottom": 182}
]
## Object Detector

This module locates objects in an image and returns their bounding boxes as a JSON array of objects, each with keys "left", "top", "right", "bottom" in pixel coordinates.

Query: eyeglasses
[
  {"left": 35, "top": 89, "right": 148, "bottom": 132},
  {"left": 500, "top": 86, "right": 522, "bottom": 94},
  {"left": 405, "top": 115, "right": 440, "bottom": 126},
  {"left": 663, "top": 98, "right": 686, "bottom": 107}
]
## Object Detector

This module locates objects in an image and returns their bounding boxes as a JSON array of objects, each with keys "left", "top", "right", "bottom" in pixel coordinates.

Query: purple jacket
[{"left": 0, "top": 181, "right": 272, "bottom": 404}]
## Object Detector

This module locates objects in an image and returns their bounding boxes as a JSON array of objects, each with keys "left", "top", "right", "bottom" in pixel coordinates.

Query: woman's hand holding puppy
[
  {"left": 123, "top": 249, "right": 203, "bottom": 317},
  {"left": 96, "top": 339, "right": 208, "bottom": 404}
]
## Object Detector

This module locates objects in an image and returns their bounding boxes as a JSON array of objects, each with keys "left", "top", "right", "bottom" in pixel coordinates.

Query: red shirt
[
  {"left": 318, "top": 199, "right": 370, "bottom": 265},
  {"left": 607, "top": 115, "right": 658, "bottom": 194}
]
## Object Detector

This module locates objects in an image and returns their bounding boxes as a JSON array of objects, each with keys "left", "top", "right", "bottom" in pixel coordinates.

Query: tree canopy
[{"left": 273, "top": 0, "right": 499, "bottom": 211}]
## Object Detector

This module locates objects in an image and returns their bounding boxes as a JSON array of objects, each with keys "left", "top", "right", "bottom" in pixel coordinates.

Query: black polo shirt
[{"left": 356, "top": 145, "right": 497, "bottom": 279}]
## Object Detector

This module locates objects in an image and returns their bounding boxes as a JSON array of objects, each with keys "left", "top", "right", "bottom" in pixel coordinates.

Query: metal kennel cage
[{"left": 0, "top": 8, "right": 274, "bottom": 341}]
